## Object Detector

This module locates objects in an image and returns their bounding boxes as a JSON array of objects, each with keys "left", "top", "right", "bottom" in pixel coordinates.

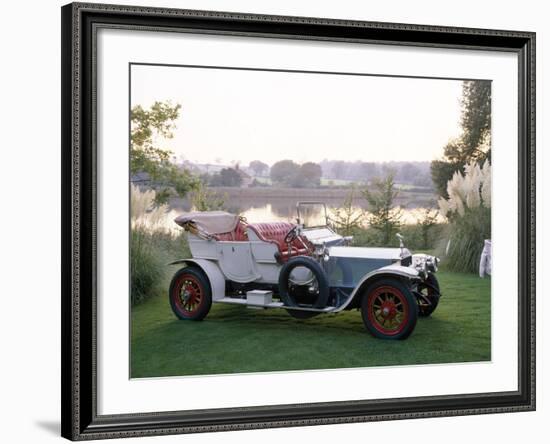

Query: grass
[
  {"left": 320, "top": 178, "right": 357, "bottom": 186},
  {"left": 252, "top": 176, "right": 272, "bottom": 185},
  {"left": 131, "top": 271, "right": 490, "bottom": 378}
]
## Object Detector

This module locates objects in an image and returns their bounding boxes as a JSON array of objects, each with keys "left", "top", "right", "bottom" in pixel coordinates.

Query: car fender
[
  {"left": 334, "top": 264, "right": 421, "bottom": 312},
  {"left": 169, "top": 258, "right": 226, "bottom": 301}
]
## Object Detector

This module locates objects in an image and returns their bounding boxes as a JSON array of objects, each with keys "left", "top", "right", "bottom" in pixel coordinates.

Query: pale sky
[{"left": 131, "top": 64, "right": 464, "bottom": 165}]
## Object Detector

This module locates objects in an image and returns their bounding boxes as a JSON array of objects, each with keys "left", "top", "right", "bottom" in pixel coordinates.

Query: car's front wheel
[
  {"left": 169, "top": 267, "right": 212, "bottom": 321},
  {"left": 417, "top": 273, "right": 441, "bottom": 317},
  {"left": 361, "top": 279, "right": 418, "bottom": 340}
]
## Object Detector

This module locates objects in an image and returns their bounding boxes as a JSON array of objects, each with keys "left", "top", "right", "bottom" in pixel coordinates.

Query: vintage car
[{"left": 169, "top": 202, "right": 441, "bottom": 339}]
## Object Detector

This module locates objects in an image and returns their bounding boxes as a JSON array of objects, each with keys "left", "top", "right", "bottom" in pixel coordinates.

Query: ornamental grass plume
[
  {"left": 438, "top": 197, "right": 450, "bottom": 217},
  {"left": 439, "top": 161, "right": 491, "bottom": 217},
  {"left": 465, "top": 181, "right": 481, "bottom": 209},
  {"left": 464, "top": 162, "right": 482, "bottom": 209},
  {"left": 481, "top": 159, "right": 491, "bottom": 208},
  {"left": 438, "top": 161, "right": 491, "bottom": 273},
  {"left": 131, "top": 184, "right": 156, "bottom": 221},
  {"left": 446, "top": 171, "right": 464, "bottom": 201},
  {"left": 130, "top": 184, "right": 174, "bottom": 233}
]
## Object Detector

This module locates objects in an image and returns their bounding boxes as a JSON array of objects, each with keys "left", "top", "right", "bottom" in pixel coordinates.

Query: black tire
[
  {"left": 278, "top": 256, "right": 329, "bottom": 319},
  {"left": 169, "top": 267, "right": 212, "bottom": 321},
  {"left": 361, "top": 278, "right": 418, "bottom": 340},
  {"left": 280, "top": 282, "right": 321, "bottom": 319},
  {"left": 286, "top": 309, "right": 320, "bottom": 320},
  {"left": 417, "top": 273, "right": 440, "bottom": 317}
]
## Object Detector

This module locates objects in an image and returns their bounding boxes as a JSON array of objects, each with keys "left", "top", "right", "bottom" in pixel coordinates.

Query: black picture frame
[{"left": 61, "top": 2, "right": 536, "bottom": 440}]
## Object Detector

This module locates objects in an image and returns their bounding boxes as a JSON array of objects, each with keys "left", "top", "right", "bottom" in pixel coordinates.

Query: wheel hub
[
  {"left": 181, "top": 282, "right": 198, "bottom": 304},
  {"left": 380, "top": 301, "right": 397, "bottom": 319},
  {"left": 182, "top": 288, "right": 191, "bottom": 303}
]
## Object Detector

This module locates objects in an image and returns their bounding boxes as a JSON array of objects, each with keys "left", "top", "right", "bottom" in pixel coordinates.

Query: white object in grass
[{"left": 479, "top": 239, "right": 492, "bottom": 277}]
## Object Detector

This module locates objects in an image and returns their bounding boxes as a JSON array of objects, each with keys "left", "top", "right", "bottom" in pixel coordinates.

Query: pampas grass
[
  {"left": 130, "top": 185, "right": 181, "bottom": 305},
  {"left": 438, "top": 161, "right": 491, "bottom": 273}
]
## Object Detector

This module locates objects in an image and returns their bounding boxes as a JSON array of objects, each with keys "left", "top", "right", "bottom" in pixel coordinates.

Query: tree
[
  {"left": 294, "top": 162, "right": 322, "bottom": 188},
  {"left": 270, "top": 160, "right": 300, "bottom": 185},
  {"left": 362, "top": 174, "right": 402, "bottom": 246},
  {"left": 399, "top": 163, "right": 420, "bottom": 184},
  {"left": 461, "top": 80, "right": 491, "bottom": 158},
  {"left": 190, "top": 181, "right": 226, "bottom": 211},
  {"left": 269, "top": 160, "right": 322, "bottom": 188},
  {"left": 360, "top": 162, "right": 379, "bottom": 183},
  {"left": 331, "top": 161, "right": 347, "bottom": 180},
  {"left": 330, "top": 187, "right": 365, "bottom": 236},
  {"left": 131, "top": 101, "right": 180, "bottom": 176},
  {"left": 210, "top": 168, "right": 242, "bottom": 187},
  {"left": 219, "top": 168, "right": 242, "bottom": 187},
  {"left": 431, "top": 158, "right": 462, "bottom": 197},
  {"left": 130, "top": 101, "right": 198, "bottom": 203},
  {"left": 416, "top": 208, "right": 439, "bottom": 249},
  {"left": 431, "top": 80, "right": 491, "bottom": 197},
  {"left": 249, "top": 160, "right": 269, "bottom": 177}
]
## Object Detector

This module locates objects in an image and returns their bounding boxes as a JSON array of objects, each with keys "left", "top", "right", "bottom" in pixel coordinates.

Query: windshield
[{"left": 297, "top": 202, "right": 328, "bottom": 228}]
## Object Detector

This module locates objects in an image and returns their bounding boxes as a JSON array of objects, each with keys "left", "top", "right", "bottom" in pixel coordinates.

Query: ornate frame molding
[{"left": 61, "top": 2, "right": 535, "bottom": 440}]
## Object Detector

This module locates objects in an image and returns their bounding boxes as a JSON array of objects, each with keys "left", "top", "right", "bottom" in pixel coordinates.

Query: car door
[{"left": 218, "top": 242, "right": 260, "bottom": 283}]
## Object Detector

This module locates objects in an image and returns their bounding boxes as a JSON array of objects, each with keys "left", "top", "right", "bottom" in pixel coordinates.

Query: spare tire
[{"left": 278, "top": 256, "right": 330, "bottom": 310}]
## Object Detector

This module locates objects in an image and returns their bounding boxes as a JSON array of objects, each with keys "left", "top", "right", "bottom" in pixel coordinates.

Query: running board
[{"left": 216, "top": 297, "right": 337, "bottom": 313}]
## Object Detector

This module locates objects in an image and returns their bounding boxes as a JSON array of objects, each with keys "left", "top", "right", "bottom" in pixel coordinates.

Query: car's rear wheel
[
  {"left": 417, "top": 273, "right": 441, "bottom": 317},
  {"left": 169, "top": 267, "right": 212, "bottom": 321},
  {"left": 361, "top": 279, "right": 418, "bottom": 340}
]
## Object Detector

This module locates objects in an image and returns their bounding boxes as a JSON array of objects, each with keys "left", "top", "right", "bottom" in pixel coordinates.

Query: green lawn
[{"left": 131, "top": 271, "right": 490, "bottom": 378}]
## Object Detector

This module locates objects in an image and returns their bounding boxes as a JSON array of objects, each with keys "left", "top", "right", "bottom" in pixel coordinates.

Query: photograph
[{"left": 129, "top": 64, "right": 493, "bottom": 378}]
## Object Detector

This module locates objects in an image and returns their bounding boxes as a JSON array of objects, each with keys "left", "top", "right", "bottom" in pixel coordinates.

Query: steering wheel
[{"left": 284, "top": 225, "right": 299, "bottom": 244}]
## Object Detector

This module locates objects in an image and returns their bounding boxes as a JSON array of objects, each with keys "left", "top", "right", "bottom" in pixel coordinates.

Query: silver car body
[{"left": 171, "top": 204, "right": 438, "bottom": 312}]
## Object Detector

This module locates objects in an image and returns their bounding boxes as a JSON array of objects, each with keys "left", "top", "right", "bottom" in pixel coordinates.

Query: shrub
[
  {"left": 362, "top": 173, "right": 402, "bottom": 246},
  {"left": 350, "top": 223, "right": 443, "bottom": 251},
  {"left": 442, "top": 207, "right": 490, "bottom": 272},
  {"left": 350, "top": 227, "right": 385, "bottom": 247},
  {"left": 415, "top": 208, "right": 440, "bottom": 250},
  {"left": 190, "top": 181, "right": 226, "bottom": 211},
  {"left": 130, "top": 185, "right": 178, "bottom": 305},
  {"left": 131, "top": 228, "right": 165, "bottom": 305},
  {"left": 437, "top": 160, "right": 491, "bottom": 273}
]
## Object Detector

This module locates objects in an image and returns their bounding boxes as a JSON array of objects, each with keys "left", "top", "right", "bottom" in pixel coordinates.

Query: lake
[{"left": 168, "top": 186, "right": 443, "bottom": 226}]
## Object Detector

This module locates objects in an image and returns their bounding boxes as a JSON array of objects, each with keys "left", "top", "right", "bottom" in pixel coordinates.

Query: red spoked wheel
[
  {"left": 169, "top": 267, "right": 212, "bottom": 321},
  {"left": 361, "top": 279, "right": 417, "bottom": 340}
]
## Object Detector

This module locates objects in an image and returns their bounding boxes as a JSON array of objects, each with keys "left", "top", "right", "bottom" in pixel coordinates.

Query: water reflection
[
  {"left": 238, "top": 204, "right": 443, "bottom": 225},
  {"left": 168, "top": 199, "right": 443, "bottom": 226},
  {"left": 240, "top": 204, "right": 293, "bottom": 223}
]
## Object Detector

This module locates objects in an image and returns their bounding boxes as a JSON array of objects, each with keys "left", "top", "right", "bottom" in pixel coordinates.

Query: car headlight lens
[
  {"left": 413, "top": 256, "right": 426, "bottom": 270},
  {"left": 412, "top": 255, "right": 438, "bottom": 273},
  {"left": 426, "top": 256, "right": 439, "bottom": 272}
]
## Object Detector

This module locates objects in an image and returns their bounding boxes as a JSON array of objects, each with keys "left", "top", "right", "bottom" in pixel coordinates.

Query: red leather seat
[
  {"left": 211, "top": 220, "right": 312, "bottom": 261},
  {"left": 247, "top": 222, "right": 312, "bottom": 260},
  {"left": 213, "top": 219, "right": 249, "bottom": 241}
]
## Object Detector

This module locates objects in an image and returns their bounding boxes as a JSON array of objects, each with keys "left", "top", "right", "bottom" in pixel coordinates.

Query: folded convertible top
[{"left": 174, "top": 211, "right": 240, "bottom": 236}]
